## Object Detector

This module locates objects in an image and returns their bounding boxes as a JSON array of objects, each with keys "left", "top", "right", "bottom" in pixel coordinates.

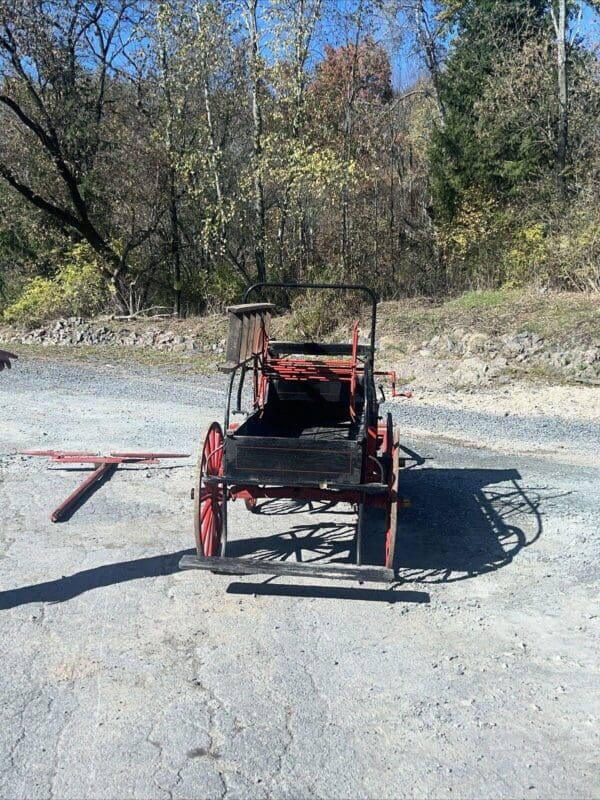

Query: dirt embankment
[{"left": 1, "top": 290, "right": 598, "bottom": 399}]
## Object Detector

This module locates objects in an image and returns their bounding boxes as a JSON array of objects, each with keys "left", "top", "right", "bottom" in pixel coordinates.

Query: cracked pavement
[{"left": 0, "top": 360, "right": 598, "bottom": 799}]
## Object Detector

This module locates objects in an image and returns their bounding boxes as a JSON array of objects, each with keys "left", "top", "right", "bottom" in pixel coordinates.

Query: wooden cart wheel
[
  {"left": 384, "top": 425, "right": 401, "bottom": 569},
  {"left": 194, "top": 422, "right": 227, "bottom": 557}
]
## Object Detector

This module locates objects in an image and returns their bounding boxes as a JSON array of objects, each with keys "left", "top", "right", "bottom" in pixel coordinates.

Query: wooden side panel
[
  {"left": 226, "top": 313, "right": 245, "bottom": 365},
  {"left": 225, "top": 434, "right": 363, "bottom": 486},
  {"left": 224, "top": 303, "right": 274, "bottom": 367}
]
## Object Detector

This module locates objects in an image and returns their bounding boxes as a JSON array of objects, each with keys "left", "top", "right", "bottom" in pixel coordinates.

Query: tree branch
[{"left": 0, "top": 161, "right": 83, "bottom": 231}]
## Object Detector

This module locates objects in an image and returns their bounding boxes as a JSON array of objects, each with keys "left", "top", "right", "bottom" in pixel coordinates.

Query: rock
[
  {"left": 502, "top": 335, "right": 525, "bottom": 355},
  {"left": 454, "top": 356, "right": 489, "bottom": 386},
  {"left": 463, "top": 332, "right": 489, "bottom": 354}
]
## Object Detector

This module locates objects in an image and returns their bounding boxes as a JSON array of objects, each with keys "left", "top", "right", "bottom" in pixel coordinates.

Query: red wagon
[{"left": 180, "top": 283, "right": 409, "bottom": 582}]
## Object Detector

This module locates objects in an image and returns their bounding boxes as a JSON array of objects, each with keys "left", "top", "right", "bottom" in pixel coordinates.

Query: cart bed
[{"left": 225, "top": 380, "right": 366, "bottom": 486}]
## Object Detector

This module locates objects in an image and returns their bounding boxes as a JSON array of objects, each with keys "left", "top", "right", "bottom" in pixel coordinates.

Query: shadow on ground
[
  {"left": 0, "top": 454, "right": 555, "bottom": 608},
  {"left": 227, "top": 465, "right": 547, "bottom": 585},
  {"left": 0, "top": 550, "right": 192, "bottom": 610}
]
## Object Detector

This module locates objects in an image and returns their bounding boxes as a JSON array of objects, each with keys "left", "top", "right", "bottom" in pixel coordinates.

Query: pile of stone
[
  {"left": 420, "top": 328, "right": 600, "bottom": 385},
  {"left": 0, "top": 317, "right": 226, "bottom": 354},
  {"left": 2, "top": 316, "right": 598, "bottom": 386}
]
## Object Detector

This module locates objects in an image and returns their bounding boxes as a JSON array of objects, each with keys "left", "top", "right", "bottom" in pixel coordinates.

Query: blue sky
[{"left": 308, "top": 0, "right": 598, "bottom": 90}]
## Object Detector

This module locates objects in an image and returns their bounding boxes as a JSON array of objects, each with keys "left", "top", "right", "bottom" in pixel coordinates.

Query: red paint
[{"left": 229, "top": 484, "right": 392, "bottom": 509}]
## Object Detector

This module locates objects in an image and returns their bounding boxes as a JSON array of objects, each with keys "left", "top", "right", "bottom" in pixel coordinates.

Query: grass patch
[
  {"left": 10, "top": 342, "right": 218, "bottom": 374},
  {"left": 376, "top": 290, "right": 598, "bottom": 347},
  {"left": 446, "top": 288, "right": 515, "bottom": 311}
]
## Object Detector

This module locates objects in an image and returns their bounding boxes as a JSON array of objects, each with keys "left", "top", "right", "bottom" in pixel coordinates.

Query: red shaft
[
  {"left": 110, "top": 452, "right": 189, "bottom": 459},
  {"left": 51, "top": 456, "right": 159, "bottom": 464},
  {"left": 51, "top": 462, "right": 115, "bottom": 523},
  {"left": 19, "top": 450, "right": 95, "bottom": 457}
]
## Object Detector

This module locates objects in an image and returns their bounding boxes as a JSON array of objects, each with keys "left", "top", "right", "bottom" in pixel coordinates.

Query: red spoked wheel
[
  {"left": 194, "top": 422, "right": 226, "bottom": 557},
  {"left": 384, "top": 424, "right": 401, "bottom": 569}
]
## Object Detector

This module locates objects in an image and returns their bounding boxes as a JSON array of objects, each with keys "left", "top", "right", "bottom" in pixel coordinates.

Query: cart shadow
[
  {"left": 0, "top": 462, "right": 556, "bottom": 610},
  {"left": 392, "top": 466, "right": 552, "bottom": 583},
  {"left": 228, "top": 463, "right": 553, "bottom": 586}
]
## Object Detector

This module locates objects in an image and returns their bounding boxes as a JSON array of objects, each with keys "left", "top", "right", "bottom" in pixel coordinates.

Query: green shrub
[
  {"left": 3, "top": 244, "right": 106, "bottom": 325},
  {"left": 205, "top": 263, "right": 246, "bottom": 310},
  {"left": 280, "top": 289, "right": 363, "bottom": 341}
]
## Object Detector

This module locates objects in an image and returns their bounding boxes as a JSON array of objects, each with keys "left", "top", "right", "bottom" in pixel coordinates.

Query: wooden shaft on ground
[{"left": 51, "top": 462, "right": 115, "bottom": 523}]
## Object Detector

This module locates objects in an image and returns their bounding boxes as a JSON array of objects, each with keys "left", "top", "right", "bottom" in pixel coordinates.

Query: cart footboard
[{"left": 179, "top": 554, "right": 394, "bottom": 583}]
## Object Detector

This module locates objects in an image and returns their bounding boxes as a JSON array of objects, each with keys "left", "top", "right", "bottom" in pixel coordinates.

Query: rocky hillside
[
  {"left": 1, "top": 290, "right": 598, "bottom": 387},
  {"left": 383, "top": 327, "right": 599, "bottom": 389}
]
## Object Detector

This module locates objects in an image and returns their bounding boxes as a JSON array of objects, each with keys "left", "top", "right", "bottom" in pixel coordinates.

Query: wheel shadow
[
  {"left": 228, "top": 461, "right": 555, "bottom": 585},
  {"left": 0, "top": 454, "right": 559, "bottom": 609},
  {"left": 391, "top": 465, "right": 551, "bottom": 583},
  {"left": 226, "top": 521, "right": 356, "bottom": 564}
]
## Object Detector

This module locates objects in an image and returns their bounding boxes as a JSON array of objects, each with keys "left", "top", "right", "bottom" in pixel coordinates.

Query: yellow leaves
[
  {"left": 262, "top": 135, "right": 358, "bottom": 200},
  {"left": 505, "top": 223, "right": 547, "bottom": 283},
  {"left": 3, "top": 244, "right": 106, "bottom": 324},
  {"left": 438, "top": 194, "right": 504, "bottom": 261}
]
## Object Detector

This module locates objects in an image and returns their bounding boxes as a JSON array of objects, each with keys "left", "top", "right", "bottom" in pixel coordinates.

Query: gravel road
[{"left": 0, "top": 360, "right": 598, "bottom": 799}]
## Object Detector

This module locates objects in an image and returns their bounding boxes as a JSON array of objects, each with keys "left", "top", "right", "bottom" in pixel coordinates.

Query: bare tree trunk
[
  {"left": 202, "top": 69, "right": 226, "bottom": 239},
  {"left": 552, "top": 0, "right": 568, "bottom": 199},
  {"left": 169, "top": 166, "right": 181, "bottom": 316},
  {"left": 374, "top": 169, "right": 379, "bottom": 278},
  {"left": 414, "top": 0, "right": 446, "bottom": 123},
  {"left": 247, "top": 0, "right": 267, "bottom": 283},
  {"left": 277, "top": 190, "right": 290, "bottom": 277},
  {"left": 276, "top": 0, "right": 322, "bottom": 279},
  {"left": 160, "top": 40, "right": 182, "bottom": 316},
  {"left": 340, "top": 2, "right": 364, "bottom": 281},
  {"left": 389, "top": 133, "right": 395, "bottom": 281}
]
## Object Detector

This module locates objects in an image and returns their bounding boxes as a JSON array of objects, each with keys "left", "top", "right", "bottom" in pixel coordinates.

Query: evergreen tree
[{"left": 430, "top": 0, "right": 550, "bottom": 221}]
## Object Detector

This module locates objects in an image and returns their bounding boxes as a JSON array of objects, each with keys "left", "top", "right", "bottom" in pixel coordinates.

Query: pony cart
[{"left": 180, "top": 283, "right": 409, "bottom": 582}]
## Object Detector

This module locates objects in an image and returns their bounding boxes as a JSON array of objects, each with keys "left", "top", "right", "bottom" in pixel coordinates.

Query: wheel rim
[
  {"left": 194, "top": 422, "right": 226, "bottom": 557},
  {"left": 384, "top": 425, "right": 400, "bottom": 569},
  {"left": 377, "top": 412, "right": 393, "bottom": 458}
]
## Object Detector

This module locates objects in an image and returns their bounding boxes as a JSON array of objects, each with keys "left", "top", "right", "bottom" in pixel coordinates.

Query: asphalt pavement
[{"left": 0, "top": 360, "right": 598, "bottom": 799}]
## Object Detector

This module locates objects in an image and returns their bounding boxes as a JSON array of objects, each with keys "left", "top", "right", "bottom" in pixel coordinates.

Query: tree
[
  {"left": 0, "top": 0, "right": 164, "bottom": 311},
  {"left": 550, "top": 0, "right": 568, "bottom": 198},
  {"left": 268, "top": 0, "right": 323, "bottom": 278},
  {"left": 311, "top": 32, "right": 393, "bottom": 277},
  {"left": 429, "top": 0, "right": 549, "bottom": 221}
]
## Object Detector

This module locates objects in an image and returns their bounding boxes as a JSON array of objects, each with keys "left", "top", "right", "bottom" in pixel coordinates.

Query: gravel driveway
[{"left": 1, "top": 360, "right": 598, "bottom": 799}]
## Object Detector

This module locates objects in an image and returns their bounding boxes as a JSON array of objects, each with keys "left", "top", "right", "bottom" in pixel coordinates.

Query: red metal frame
[
  {"left": 252, "top": 320, "right": 364, "bottom": 420},
  {"left": 20, "top": 451, "right": 189, "bottom": 522},
  {"left": 373, "top": 369, "right": 413, "bottom": 399},
  {"left": 227, "top": 483, "right": 398, "bottom": 510}
]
